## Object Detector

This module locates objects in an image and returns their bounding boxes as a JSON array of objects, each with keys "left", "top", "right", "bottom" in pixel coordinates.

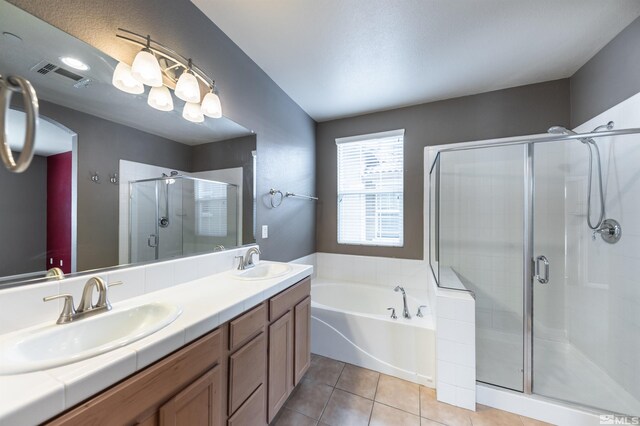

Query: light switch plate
[{"left": 262, "top": 225, "right": 268, "bottom": 238}]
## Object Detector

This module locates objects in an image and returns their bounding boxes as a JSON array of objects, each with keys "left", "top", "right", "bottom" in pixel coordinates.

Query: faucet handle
[
  {"left": 416, "top": 305, "right": 427, "bottom": 318},
  {"left": 387, "top": 307, "right": 397, "bottom": 320},
  {"left": 235, "top": 255, "right": 245, "bottom": 270},
  {"left": 43, "top": 294, "right": 76, "bottom": 324}
]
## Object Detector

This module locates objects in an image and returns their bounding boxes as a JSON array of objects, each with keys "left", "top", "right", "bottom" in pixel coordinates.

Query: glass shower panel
[
  {"left": 438, "top": 145, "right": 526, "bottom": 391},
  {"left": 129, "top": 180, "right": 158, "bottom": 263},
  {"left": 532, "top": 136, "right": 640, "bottom": 415}
]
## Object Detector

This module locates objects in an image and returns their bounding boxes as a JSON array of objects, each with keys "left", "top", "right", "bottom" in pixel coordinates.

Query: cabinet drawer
[
  {"left": 48, "top": 328, "right": 223, "bottom": 426},
  {"left": 227, "top": 385, "right": 266, "bottom": 426},
  {"left": 228, "top": 333, "right": 266, "bottom": 415},
  {"left": 269, "top": 277, "right": 310, "bottom": 321},
  {"left": 229, "top": 303, "right": 267, "bottom": 352}
]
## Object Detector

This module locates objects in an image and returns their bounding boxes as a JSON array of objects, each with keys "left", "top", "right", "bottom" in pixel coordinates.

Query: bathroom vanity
[
  {"left": 45, "top": 276, "right": 310, "bottom": 426},
  {"left": 0, "top": 247, "right": 312, "bottom": 426}
]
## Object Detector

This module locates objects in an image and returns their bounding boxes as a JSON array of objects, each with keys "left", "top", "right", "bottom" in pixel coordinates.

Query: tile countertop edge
[{"left": 0, "top": 262, "right": 313, "bottom": 426}]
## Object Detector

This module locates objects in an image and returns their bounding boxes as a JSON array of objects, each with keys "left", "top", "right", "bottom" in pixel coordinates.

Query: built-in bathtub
[{"left": 310, "top": 278, "right": 436, "bottom": 387}]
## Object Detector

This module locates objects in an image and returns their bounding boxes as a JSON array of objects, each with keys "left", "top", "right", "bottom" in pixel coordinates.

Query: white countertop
[{"left": 0, "top": 262, "right": 313, "bottom": 426}]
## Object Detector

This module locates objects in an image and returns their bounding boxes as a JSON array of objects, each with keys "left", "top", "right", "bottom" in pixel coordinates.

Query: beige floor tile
[
  {"left": 370, "top": 402, "right": 421, "bottom": 426},
  {"left": 336, "top": 364, "right": 380, "bottom": 400},
  {"left": 305, "top": 354, "right": 345, "bottom": 386},
  {"left": 285, "top": 378, "right": 333, "bottom": 420},
  {"left": 520, "top": 415, "right": 553, "bottom": 426},
  {"left": 375, "top": 374, "right": 420, "bottom": 415},
  {"left": 420, "top": 386, "right": 472, "bottom": 426},
  {"left": 319, "top": 389, "right": 374, "bottom": 426},
  {"left": 271, "top": 407, "right": 318, "bottom": 426},
  {"left": 421, "top": 418, "right": 446, "bottom": 426},
  {"left": 470, "top": 404, "right": 523, "bottom": 426}
]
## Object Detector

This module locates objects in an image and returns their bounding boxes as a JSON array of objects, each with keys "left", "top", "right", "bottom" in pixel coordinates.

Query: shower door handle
[{"left": 534, "top": 255, "right": 549, "bottom": 284}]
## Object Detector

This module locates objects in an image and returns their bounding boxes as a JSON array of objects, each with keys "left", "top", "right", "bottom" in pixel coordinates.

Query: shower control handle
[
  {"left": 534, "top": 255, "right": 550, "bottom": 284},
  {"left": 147, "top": 234, "right": 158, "bottom": 248},
  {"left": 387, "top": 307, "right": 397, "bottom": 320}
]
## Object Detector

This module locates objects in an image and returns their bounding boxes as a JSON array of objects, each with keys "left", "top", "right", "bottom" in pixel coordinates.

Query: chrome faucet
[
  {"left": 394, "top": 285, "right": 411, "bottom": 319},
  {"left": 43, "top": 277, "right": 122, "bottom": 324},
  {"left": 244, "top": 246, "right": 261, "bottom": 268}
]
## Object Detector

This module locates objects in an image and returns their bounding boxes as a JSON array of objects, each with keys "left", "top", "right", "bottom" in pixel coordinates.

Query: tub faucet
[{"left": 394, "top": 285, "right": 411, "bottom": 319}]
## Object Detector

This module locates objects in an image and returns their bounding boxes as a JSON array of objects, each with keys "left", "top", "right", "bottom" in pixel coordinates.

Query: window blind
[
  {"left": 336, "top": 129, "right": 404, "bottom": 247},
  {"left": 195, "top": 180, "right": 228, "bottom": 237}
]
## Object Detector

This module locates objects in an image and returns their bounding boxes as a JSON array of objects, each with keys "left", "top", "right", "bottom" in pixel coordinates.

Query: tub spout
[{"left": 393, "top": 285, "right": 411, "bottom": 319}]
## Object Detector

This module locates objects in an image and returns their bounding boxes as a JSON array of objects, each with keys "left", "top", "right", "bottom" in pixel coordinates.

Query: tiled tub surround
[
  {"left": 304, "top": 252, "right": 436, "bottom": 388},
  {"left": 0, "top": 246, "right": 313, "bottom": 426}
]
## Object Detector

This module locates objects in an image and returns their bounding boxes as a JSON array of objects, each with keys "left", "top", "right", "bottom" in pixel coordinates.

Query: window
[
  {"left": 195, "top": 180, "right": 228, "bottom": 237},
  {"left": 336, "top": 129, "right": 404, "bottom": 247}
]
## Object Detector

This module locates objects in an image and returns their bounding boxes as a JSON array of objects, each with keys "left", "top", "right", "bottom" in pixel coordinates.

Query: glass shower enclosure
[
  {"left": 129, "top": 176, "right": 239, "bottom": 263},
  {"left": 429, "top": 132, "right": 640, "bottom": 416}
]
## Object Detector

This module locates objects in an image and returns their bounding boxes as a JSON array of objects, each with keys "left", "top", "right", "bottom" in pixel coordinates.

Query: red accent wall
[{"left": 47, "top": 151, "right": 72, "bottom": 273}]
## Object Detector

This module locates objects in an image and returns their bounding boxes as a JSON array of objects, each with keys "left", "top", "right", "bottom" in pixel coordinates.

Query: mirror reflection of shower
[
  {"left": 547, "top": 121, "right": 621, "bottom": 243},
  {"left": 129, "top": 175, "right": 240, "bottom": 263}
]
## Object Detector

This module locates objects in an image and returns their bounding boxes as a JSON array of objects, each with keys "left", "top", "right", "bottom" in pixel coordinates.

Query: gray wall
[
  {"left": 0, "top": 155, "right": 47, "bottom": 276},
  {"left": 8, "top": 0, "right": 316, "bottom": 263},
  {"left": 192, "top": 135, "right": 257, "bottom": 244},
  {"left": 570, "top": 16, "right": 640, "bottom": 127},
  {"left": 38, "top": 100, "right": 192, "bottom": 271},
  {"left": 316, "top": 79, "right": 570, "bottom": 259}
]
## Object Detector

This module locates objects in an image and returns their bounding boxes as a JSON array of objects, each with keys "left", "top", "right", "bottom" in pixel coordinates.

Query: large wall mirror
[{"left": 0, "top": 1, "right": 256, "bottom": 287}]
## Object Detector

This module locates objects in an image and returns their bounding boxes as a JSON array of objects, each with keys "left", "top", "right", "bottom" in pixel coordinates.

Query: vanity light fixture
[
  {"left": 112, "top": 62, "right": 144, "bottom": 94},
  {"left": 113, "top": 28, "right": 222, "bottom": 122},
  {"left": 130, "top": 36, "right": 163, "bottom": 87},
  {"left": 147, "top": 85, "right": 173, "bottom": 111},
  {"left": 60, "top": 56, "right": 90, "bottom": 71}
]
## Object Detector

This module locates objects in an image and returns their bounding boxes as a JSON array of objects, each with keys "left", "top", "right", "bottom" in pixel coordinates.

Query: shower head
[
  {"left": 547, "top": 126, "right": 576, "bottom": 136},
  {"left": 592, "top": 121, "right": 614, "bottom": 132}
]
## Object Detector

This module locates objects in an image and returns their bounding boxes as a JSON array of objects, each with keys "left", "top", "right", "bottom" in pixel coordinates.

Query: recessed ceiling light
[{"left": 60, "top": 57, "right": 90, "bottom": 71}]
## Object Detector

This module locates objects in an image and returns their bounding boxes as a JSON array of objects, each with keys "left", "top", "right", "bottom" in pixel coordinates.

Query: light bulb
[
  {"left": 201, "top": 91, "right": 222, "bottom": 118},
  {"left": 175, "top": 71, "right": 200, "bottom": 103},
  {"left": 182, "top": 102, "right": 204, "bottom": 123},
  {"left": 147, "top": 85, "right": 173, "bottom": 111},
  {"left": 131, "top": 49, "right": 163, "bottom": 87},
  {"left": 112, "top": 62, "right": 144, "bottom": 94}
]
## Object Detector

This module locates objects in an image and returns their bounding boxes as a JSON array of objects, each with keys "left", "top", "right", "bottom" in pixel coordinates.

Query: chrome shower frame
[{"left": 429, "top": 125, "right": 640, "bottom": 408}]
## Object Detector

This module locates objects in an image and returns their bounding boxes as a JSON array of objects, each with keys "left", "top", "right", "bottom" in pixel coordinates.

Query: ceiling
[{"left": 192, "top": 0, "right": 640, "bottom": 122}]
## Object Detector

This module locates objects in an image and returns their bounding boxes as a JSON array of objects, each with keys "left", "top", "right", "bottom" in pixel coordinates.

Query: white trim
[{"left": 335, "top": 128, "right": 405, "bottom": 145}]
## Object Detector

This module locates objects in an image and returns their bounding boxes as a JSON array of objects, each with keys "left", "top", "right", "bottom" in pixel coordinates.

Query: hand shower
[{"left": 547, "top": 122, "right": 620, "bottom": 243}]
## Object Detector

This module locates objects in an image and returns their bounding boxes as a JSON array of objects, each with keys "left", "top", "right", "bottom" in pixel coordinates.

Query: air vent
[
  {"left": 36, "top": 63, "right": 56, "bottom": 75},
  {"left": 30, "top": 60, "right": 92, "bottom": 89}
]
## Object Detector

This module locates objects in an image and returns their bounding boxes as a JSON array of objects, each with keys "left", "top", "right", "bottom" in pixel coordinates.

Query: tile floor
[{"left": 270, "top": 354, "right": 552, "bottom": 426}]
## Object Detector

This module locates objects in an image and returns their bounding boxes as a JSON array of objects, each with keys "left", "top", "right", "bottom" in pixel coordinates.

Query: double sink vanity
[{"left": 0, "top": 246, "right": 312, "bottom": 426}]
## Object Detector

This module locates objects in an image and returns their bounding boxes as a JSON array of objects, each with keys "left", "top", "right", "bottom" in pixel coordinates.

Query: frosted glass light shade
[
  {"left": 182, "top": 102, "right": 204, "bottom": 123},
  {"left": 147, "top": 85, "right": 173, "bottom": 111},
  {"left": 112, "top": 62, "right": 144, "bottom": 94},
  {"left": 174, "top": 71, "right": 200, "bottom": 103},
  {"left": 201, "top": 92, "right": 222, "bottom": 118},
  {"left": 131, "top": 50, "right": 163, "bottom": 87}
]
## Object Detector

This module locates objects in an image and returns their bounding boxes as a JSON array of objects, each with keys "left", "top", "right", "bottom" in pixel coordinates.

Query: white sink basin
[
  {"left": 231, "top": 262, "right": 293, "bottom": 280},
  {"left": 0, "top": 302, "right": 181, "bottom": 375}
]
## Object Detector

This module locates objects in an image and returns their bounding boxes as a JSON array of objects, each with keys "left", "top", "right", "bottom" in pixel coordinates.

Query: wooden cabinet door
[
  {"left": 267, "top": 311, "right": 293, "bottom": 423},
  {"left": 293, "top": 296, "right": 311, "bottom": 386},
  {"left": 159, "top": 365, "right": 222, "bottom": 426},
  {"left": 227, "top": 385, "right": 266, "bottom": 426},
  {"left": 228, "top": 333, "right": 266, "bottom": 415}
]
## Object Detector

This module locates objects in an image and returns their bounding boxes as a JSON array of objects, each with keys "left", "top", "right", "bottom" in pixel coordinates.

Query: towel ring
[
  {"left": 269, "top": 188, "right": 284, "bottom": 208},
  {"left": 0, "top": 75, "right": 39, "bottom": 173}
]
